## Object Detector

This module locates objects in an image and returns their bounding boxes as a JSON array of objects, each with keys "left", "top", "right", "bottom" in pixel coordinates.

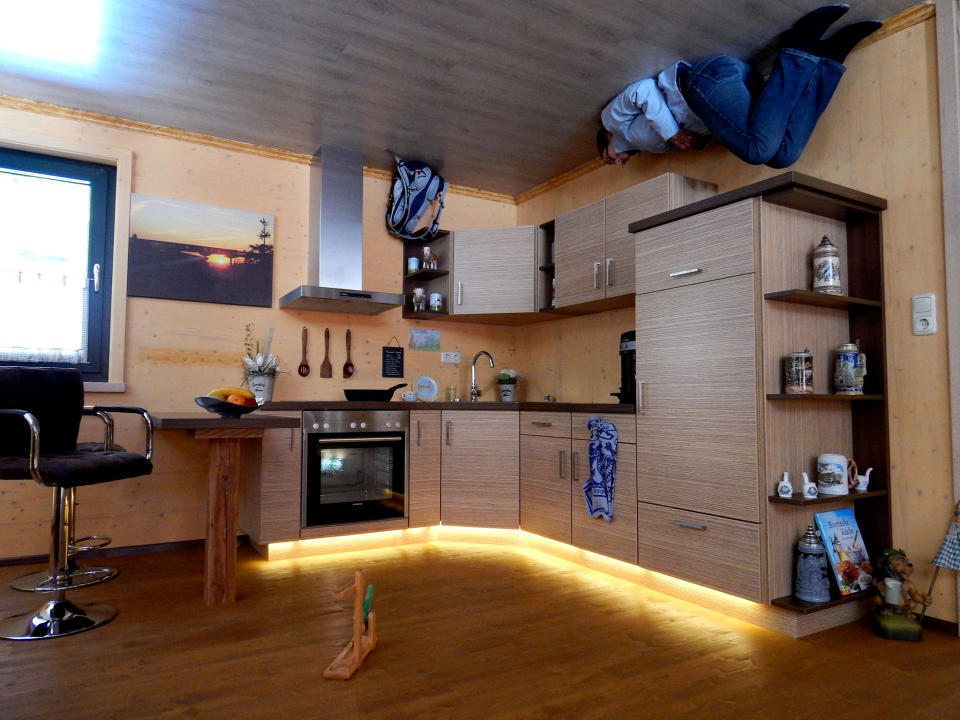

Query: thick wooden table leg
[{"left": 205, "top": 437, "right": 240, "bottom": 605}]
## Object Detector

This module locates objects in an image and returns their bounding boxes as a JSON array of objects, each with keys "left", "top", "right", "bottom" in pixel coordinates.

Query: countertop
[{"left": 262, "top": 400, "right": 635, "bottom": 413}]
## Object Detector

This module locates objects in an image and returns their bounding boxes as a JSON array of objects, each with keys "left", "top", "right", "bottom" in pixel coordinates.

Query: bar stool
[{"left": 0, "top": 367, "right": 153, "bottom": 640}]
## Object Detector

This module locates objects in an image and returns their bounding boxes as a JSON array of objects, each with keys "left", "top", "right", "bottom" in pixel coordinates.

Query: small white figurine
[
  {"left": 855, "top": 467, "right": 873, "bottom": 492},
  {"left": 777, "top": 471, "right": 794, "bottom": 498},
  {"left": 802, "top": 472, "right": 818, "bottom": 499}
]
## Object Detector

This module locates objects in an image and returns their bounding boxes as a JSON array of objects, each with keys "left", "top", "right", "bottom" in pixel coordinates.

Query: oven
[{"left": 301, "top": 409, "right": 407, "bottom": 527}]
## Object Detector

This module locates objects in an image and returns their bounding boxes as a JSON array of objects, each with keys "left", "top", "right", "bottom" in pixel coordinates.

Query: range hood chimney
[{"left": 279, "top": 145, "right": 404, "bottom": 314}]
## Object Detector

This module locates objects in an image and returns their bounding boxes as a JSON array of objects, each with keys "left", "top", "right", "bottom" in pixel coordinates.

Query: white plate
[{"left": 416, "top": 375, "right": 439, "bottom": 401}]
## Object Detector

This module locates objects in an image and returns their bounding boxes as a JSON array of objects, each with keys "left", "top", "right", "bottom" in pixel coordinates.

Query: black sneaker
[{"left": 818, "top": 20, "right": 883, "bottom": 62}]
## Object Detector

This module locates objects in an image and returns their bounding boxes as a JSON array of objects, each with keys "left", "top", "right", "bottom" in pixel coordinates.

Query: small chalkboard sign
[{"left": 382, "top": 345, "right": 404, "bottom": 378}]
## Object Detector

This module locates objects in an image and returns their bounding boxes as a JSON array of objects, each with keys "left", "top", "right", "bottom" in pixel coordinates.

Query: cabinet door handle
[
  {"left": 92, "top": 263, "right": 102, "bottom": 293},
  {"left": 593, "top": 262, "right": 601, "bottom": 289},
  {"left": 559, "top": 449, "right": 566, "bottom": 479},
  {"left": 605, "top": 258, "right": 613, "bottom": 286},
  {"left": 417, "top": 420, "right": 422, "bottom": 447},
  {"left": 531, "top": 421, "right": 553, "bottom": 427},
  {"left": 571, "top": 451, "right": 579, "bottom": 482},
  {"left": 674, "top": 520, "right": 708, "bottom": 531},
  {"left": 637, "top": 381, "right": 645, "bottom": 413},
  {"left": 668, "top": 267, "right": 702, "bottom": 278},
  {"left": 457, "top": 282, "right": 463, "bottom": 305},
  {"left": 445, "top": 421, "right": 452, "bottom": 446}
]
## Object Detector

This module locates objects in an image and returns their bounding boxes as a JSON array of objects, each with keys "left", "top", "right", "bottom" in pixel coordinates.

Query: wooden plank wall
[{"left": 517, "top": 11, "right": 957, "bottom": 623}]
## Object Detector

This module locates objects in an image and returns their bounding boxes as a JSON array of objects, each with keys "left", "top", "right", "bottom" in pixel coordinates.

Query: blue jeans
[{"left": 682, "top": 49, "right": 845, "bottom": 168}]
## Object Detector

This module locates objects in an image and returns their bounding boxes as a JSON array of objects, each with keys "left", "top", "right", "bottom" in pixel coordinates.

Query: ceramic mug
[
  {"left": 401, "top": 391, "right": 418, "bottom": 402},
  {"left": 817, "top": 453, "right": 849, "bottom": 496}
]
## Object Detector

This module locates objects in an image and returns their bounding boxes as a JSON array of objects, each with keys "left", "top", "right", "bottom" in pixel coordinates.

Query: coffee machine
[{"left": 611, "top": 330, "right": 636, "bottom": 404}]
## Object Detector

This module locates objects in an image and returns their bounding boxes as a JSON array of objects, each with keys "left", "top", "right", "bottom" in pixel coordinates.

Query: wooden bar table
[{"left": 150, "top": 412, "right": 301, "bottom": 605}]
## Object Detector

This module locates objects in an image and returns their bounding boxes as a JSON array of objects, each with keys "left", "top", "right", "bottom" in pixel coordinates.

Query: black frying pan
[{"left": 343, "top": 383, "right": 407, "bottom": 401}]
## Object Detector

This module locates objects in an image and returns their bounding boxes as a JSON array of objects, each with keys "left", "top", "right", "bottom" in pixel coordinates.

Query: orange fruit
[{"left": 225, "top": 393, "right": 247, "bottom": 406}]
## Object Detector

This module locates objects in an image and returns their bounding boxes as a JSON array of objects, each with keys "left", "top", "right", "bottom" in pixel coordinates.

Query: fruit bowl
[{"left": 194, "top": 396, "right": 260, "bottom": 418}]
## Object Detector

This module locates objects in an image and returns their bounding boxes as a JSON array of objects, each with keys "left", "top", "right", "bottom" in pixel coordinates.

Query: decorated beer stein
[
  {"left": 833, "top": 342, "right": 866, "bottom": 394},
  {"left": 812, "top": 235, "right": 841, "bottom": 294}
]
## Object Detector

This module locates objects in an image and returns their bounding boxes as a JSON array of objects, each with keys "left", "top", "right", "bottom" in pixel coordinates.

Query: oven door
[{"left": 302, "top": 432, "right": 406, "bottom": 526}]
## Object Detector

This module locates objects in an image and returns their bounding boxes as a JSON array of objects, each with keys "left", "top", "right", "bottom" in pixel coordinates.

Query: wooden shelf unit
[
  {"left": 768, "top": 489, "right": 887, "bottom": 505},
  {"left": 402, "top": 231, "right": 451, "bottom": 318}
]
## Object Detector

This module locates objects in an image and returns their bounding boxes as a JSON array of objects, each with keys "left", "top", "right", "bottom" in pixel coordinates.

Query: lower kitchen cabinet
[
  {"left": 239, "top": 425, "right": 301, "bottom": 545},
  {"left": 636, "top": 503, "right": 762, "bottom": 602},
  {"left": 441, "top": 410, "right": 519, "bottom": 528},
  {"left": 408, "top": 410, "right": 441, "bottom": 528},
  {"left": 520, "top": 434, "right": 572, "bottom": 543},
  {"left": 571, "top": 441, "right": 637, "bottom": 564}
]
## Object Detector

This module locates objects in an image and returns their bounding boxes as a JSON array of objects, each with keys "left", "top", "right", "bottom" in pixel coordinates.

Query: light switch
[{"left": 911, "top": 293, "right": 937, "bottom": 335}]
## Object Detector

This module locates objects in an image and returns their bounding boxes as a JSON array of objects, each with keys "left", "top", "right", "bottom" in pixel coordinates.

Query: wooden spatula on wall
[
  {"left": 319, "top": 327, "right": 333, "bottom": 378},
  {"left": 343, "top": 329, "right": 355, "bottom": 378}
]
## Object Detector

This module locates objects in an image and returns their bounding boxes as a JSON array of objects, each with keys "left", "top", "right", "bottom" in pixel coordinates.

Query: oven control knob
[
  {"left": 360, "top": 422, "right": 367, "bottom": 429},
  {"left": 312, "top": 423, "right": 320, "bottom": 430},
  {"left": 350, "top": 422, "right": 357, "bottom": 429},
  {"left": 386, "top": 422, "right": 393, "bottom": 428},
  {"left": 323, "top": 423, "right": 330, "bottom": 430}
]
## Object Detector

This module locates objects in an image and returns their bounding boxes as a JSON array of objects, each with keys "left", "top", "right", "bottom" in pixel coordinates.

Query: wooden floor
[{"left": 0, "top": 542, "right": 957, "bottom": 719}]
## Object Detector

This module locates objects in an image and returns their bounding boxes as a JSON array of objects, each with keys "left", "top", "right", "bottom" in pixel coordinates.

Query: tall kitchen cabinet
[
  {"left": 629, "top": 174, "right": 889, "bottom": 624},
  {"left": 440, "top": 410, "right": 520, "bottom": 528},
  {"left": 402, "top": 227, "right": 539, "bottom": 320},
  {"left": 552, "top": 174, "right": 715, "bottom": 312}
]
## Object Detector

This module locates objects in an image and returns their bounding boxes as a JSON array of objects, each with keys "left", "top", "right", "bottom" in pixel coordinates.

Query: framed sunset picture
[{"left": 127, "top": 194, "right": 274, "bottom": 307}]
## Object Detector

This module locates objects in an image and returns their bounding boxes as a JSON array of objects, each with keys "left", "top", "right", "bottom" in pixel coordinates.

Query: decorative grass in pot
[{"left": 242, "top": 324, "right": 282, "bottom": 403}]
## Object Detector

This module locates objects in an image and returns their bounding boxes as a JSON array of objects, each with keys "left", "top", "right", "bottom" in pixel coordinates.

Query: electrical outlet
[
  {"left": 912, "top": 293, "right": 937, "bottom": 335},
  {"left": 441, "top": 351, "right": 462, "bottom": 364}
]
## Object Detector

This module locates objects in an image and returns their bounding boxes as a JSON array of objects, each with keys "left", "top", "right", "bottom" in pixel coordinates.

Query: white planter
[
  {"left": 247, "top": 373, "right": 275, "bottom": 404},
  {"left": 498, "top": 384, "right": 516, "bottom": 402}
]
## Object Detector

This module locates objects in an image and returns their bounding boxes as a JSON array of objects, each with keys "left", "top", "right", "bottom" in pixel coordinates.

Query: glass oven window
[{"left": 304, "top": 433, "right": 405, "bottom": 526}]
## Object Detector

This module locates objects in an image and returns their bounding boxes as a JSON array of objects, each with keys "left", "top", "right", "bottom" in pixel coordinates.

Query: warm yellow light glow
[
  {"left": 263, "top": 525, "right": 757, "bottom": 615},
  {"left": 206, "top": 254, "right": 231, "bottom": 266}
]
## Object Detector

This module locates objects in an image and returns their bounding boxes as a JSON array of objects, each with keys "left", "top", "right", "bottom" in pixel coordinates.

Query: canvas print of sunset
[{"left": 127, "top": 194, "right": 274, "bottom": 307}]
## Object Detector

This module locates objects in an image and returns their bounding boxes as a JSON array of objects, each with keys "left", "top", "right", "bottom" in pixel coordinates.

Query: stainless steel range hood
[{"left": 279, "top": 146, "right": 404, "bottom": 314}]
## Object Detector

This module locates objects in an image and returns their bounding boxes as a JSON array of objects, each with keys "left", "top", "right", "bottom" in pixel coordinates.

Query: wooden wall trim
[{"left": 936, "top": 0, "right": 960, "bottom": 635}]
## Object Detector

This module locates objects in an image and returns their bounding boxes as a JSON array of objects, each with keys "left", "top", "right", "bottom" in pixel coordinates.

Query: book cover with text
[{"left": 814, "top": 508, "right": 874, "bottom": 595}]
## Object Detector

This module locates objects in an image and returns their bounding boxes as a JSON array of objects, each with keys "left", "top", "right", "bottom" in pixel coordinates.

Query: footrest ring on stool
[{"left": 70, "top": 535, "right": 111, "bottom": 553}]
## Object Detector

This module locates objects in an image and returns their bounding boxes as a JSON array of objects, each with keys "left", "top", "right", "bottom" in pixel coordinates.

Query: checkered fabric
[{"left": 932, "top": 521, "right": 960, "bottom": 570}]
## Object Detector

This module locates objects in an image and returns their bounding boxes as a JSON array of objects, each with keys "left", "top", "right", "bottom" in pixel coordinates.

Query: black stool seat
[{"left": 0, "top": 450, "right": 152, "bottom": 487}]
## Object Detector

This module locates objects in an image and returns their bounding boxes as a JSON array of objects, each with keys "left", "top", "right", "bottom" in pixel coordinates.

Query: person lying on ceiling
[{"left": 597, "top": 4, "right": 881, "bottom": 169}]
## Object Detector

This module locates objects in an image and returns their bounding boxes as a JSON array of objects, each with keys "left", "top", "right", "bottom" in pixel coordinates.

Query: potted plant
[
  {"left": 496, "top": 369, "right": 518, "bottom": 402},
  {"left": 242, "top": 324, "right": 281, "bottom": 403}
]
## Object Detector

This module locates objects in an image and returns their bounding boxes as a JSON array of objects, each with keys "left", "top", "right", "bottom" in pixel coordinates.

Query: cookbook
[{"left": 814, "top": 508, "right": 874, "bottom": 595}]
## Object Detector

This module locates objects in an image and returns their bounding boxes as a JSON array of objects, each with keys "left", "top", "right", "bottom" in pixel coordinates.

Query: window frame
[
  {"left": 0, "top": 146, "right": 116, "bottom": 381},
  {"left": 0, "top": 128, "right": 132, "bottom": 391}
]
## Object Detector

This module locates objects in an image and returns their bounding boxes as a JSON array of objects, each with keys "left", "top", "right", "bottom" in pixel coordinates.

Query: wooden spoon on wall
[
  {"left": 319, "top": 328, "right": 333, "bottom": 378},
  {"left": 297, "top": 326, "right": 310, "bottom": 376},
  {"left": 343, "top": 329, "right": 355, "bottom": 378}
]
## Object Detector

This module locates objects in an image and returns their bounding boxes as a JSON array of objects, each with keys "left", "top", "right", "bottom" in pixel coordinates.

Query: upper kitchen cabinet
[
  {"left": 402, "top": 226, "right": 541, "bottom": 323},
  {"left": 451, "top": 226, "right": 539, "bottom": 315},
  {"left": 553, "top": 174, "right": 715, "bottom": 312}
]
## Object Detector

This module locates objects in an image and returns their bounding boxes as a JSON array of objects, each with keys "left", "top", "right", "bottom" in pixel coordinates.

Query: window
[{"left": 0, "top": 147, "right": 116, "bottom": 381}]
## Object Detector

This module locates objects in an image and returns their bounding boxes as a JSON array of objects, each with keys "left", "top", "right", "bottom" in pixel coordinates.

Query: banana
[{"left": 208, "top": 386, "right": 255, "bottom": 401}]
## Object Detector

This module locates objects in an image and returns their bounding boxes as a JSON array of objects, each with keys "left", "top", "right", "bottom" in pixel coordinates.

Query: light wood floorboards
[{"left": 0, "top": 542, "right": 957, "bottom": 719}]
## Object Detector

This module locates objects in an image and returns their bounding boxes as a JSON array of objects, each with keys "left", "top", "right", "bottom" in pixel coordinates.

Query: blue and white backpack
[{"left": 385, "top": 155, "right": 448, "bottom": 241}]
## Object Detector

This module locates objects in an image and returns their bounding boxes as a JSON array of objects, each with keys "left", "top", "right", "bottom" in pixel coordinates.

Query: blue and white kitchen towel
[{"left": 582, "top": 416, "right": 618, "bottom": 521}]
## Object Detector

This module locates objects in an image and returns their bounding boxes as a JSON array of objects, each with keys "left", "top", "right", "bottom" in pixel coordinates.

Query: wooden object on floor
[
  {"left": 323, "top": 570, "right": 378, "bottom": 680},
  {"left": 150, "top": 413, "right": 300, "bottom": 605}
]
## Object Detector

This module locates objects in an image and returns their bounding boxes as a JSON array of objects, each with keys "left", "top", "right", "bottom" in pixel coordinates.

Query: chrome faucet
[{"left": 470, "top": 351, "right": 495, "bottom": 402}]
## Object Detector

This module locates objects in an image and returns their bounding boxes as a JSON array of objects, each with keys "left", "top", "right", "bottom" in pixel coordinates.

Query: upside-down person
[{"left": 598, "top": 4, "right": 881, "bottom": 169}]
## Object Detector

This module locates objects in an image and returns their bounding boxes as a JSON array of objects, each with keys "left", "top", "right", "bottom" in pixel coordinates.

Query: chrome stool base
[
  {"left": 0, "top": 597, "right": 117, "bottom": 640},
  {"left": 11, "top": 564, "right": 118, "bottom": 592}
]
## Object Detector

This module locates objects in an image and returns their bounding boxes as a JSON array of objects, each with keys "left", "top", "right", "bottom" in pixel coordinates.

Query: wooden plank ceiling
[{"left": 0, "top": 0, "right": 918, "bottom": 196}]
